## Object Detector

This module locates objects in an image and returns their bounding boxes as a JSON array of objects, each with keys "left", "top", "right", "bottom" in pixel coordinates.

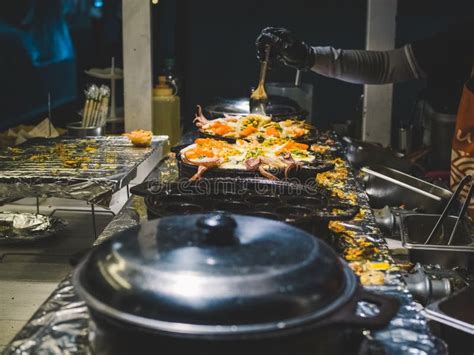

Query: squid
[
  {"left": 180, "top": 143, "right": 223, "bottom": 180},
  {"left": 244, "top": 153, "right": 303, "bottom": 180},
  {"left": 193, "top": 105, "right": 239, "bottom": 128},
  {"left": 182, "top": 153, "right": 222, "bottom": 181},
  {"left": 279, "top": 152, "right": 304, "bottom": 179}
]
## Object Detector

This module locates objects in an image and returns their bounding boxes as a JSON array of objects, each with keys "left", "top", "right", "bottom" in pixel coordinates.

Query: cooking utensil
[
  {"left": 205, "top": 96, "right": 308, "bottom": 121},
  {"left": 361, "top": 165, "right": 455, "bottom": 214},
  {"left": 175, "top": 142, "right": 334, "bottom": 182},
  {"left": 0, "top": 137, "right": 159, "bottom": 207},
  {"left": 250, "top": 44, "right": 270, "bottom": 115},
  {"left": 424, "top": 285, "right": 474, "bottom": 355},
  {"left": 424, "top": 175, "right": 472, "bottom": 245},
  {"left": 400, "top": 213, "right": 474, "bottom": 270},
  {"left": 73, "top": 213, "right": 399, "bottom": 355},
  {"left": 67, "top": 121, "right": 105, "bottom": 137},
  {"left": 344, "top": 137, "right": 420, "bottom": 174},
  {"left": 140, "top": 179, "right": 359, "bottom": 240}
]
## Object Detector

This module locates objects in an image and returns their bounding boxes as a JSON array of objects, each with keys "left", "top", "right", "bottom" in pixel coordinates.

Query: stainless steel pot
[
  {"left": 67, "top": 121, "right": 105, "bottom": 137},
  {"left": 73, "top": 213, "right": 399, "bottom": 355}
]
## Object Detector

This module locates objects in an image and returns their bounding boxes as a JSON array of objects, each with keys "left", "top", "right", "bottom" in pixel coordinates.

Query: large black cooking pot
[{"left": 74, "top": 213, "right": 399, "bottom": 355}]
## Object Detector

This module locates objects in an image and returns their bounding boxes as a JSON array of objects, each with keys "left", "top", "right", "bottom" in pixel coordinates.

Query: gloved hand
[{"left": 256, "top": 27, "right": 315, "bottom": 71}]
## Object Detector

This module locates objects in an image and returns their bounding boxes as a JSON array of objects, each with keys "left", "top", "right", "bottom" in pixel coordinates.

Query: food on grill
[
  {"left": 180, "top": 137, "right": 316, "bottom": 180},
  {"left": 359, "top": 270, "right": 385, "bottom": 286},
  {"left": 124, "top": 129, "right": 153, "bottom": 147},
  {"left": 193, "top": 105, "right": 313, "bottom": 140}
]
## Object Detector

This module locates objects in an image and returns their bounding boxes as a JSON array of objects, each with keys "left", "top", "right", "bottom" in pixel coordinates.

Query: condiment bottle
[{"left": 152, "top": 76, "right": 181, "bottom": 150}]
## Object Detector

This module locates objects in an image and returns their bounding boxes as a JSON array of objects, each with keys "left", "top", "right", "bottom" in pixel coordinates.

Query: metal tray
[
  {"left": 361, "top": 166, "right": 454, "bottom": 214},
  {"left": 400, "top": 213, "right": 474, "bottom": 270},
  {"left": 0, "top": 136, "right": 159, "bottom": 206},
  {"left": 0, "top": 212, "right": 66, "bottom": 245},
  {"left": 424, "top": 285, "right": 474, "bottom": 334},
  {"left": 424, "top": 285, "right": 474, "bottom": 355}
]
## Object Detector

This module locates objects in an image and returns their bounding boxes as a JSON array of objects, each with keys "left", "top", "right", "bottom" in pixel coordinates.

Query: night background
[{"left": 0, "top": 0, "right": 472, "bottom": 138}]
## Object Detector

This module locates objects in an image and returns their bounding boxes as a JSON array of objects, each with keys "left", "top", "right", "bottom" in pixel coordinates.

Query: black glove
[{"left": 256, "top": 27, "right": 315, "bottom": 71}]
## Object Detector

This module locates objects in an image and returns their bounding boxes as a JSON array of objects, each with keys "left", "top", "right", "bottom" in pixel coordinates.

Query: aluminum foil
[
  {"left": 0, "top": 137, "right": 160, "bottom": 208},
  {"left": 0, "top": 212, "right": 66, "bottom": 245},
  {"left": 3, "top": 147, "right": 447, "bottom": 355},
  {"left": 0, "top": 180, "right": 117, "bottom": 208}
]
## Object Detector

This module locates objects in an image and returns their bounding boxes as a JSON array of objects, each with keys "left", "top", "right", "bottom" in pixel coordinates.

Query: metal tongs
[
  {"left": 424, "top": 175, "right": 474, "bottom": 245},
  {"left": 250, "top": 44, "right": 271, "bottom": 115}
]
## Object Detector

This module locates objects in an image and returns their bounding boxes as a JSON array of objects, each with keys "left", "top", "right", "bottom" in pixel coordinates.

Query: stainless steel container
[
  {"left": 361, "top": 166, "right": 454, "bottom": 214},
  {"left": 67, "top": 122, "right": 105, "bottom": 137},
  {"left": 400, "top": 213, "right": 474, "bottom": 270}
]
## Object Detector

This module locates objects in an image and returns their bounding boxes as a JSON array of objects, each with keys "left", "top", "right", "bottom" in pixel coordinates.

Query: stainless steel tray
[
  {"left": 424, "top": 285, "right": 474, "bottom": 335},
  {"left": 362, "top": 165, "right": 454, "bottom": 214},
  {"left": 400, "top": 213, "right": 474, "bottom": 269}
]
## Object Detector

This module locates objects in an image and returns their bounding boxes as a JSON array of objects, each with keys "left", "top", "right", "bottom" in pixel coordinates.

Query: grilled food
[
  {"left": 193, "top": 105, "right": 314, "bottom": 141},
  {"left": 179, "top": 138, "right": 316, "bottom": 180},
  {"left": 124, "top": 130, "right": 153, "bottom": 147}
]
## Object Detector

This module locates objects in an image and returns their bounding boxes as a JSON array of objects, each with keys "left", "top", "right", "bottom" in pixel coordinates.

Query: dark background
[{"left": 0, "top": 0, "right": 473, "bottom": 143}]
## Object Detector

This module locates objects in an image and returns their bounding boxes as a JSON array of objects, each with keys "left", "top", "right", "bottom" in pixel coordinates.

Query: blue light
[{"left": 94, "top": 0, "right": 104, "bottom": 8}]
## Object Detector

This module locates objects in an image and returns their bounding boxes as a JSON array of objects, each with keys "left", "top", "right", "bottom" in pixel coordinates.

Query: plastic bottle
[
  {"left": 161, "top": 58, "right": 180, "bottom": 95},
  {"left": 152, "top": 76, "right": 181, "bottom": 150}
]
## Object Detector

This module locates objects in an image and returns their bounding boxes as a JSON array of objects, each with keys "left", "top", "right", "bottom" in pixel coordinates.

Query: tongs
[
  {"left": 424, "top": 174, "right": 474, "bottom": 245},
  {"left": 250, "top": 44, "right": 271, "bottom": 115}
]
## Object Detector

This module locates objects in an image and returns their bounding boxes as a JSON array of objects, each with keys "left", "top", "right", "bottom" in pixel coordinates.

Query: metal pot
[
  {"left": 73, "top": 213, "right": 399, "bottom": 355},
  {"left": 204, "top": 96, "right": 308, "bottom": 121},
  {"left": 67, "top": 121, "right": 105, "bottom": 137},
  {"left": 344, "top": 137, "right": 418, "bottom": 174}
]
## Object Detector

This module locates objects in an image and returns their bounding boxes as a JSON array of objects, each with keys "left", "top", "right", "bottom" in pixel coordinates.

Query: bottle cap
[{"left": 154, "top": 76, "right": 173, "bottom": 96}]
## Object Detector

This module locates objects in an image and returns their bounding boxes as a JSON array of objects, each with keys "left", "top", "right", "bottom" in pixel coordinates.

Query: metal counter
[{"left": 3, "top": 157, "right": 447, "bottom": 355}]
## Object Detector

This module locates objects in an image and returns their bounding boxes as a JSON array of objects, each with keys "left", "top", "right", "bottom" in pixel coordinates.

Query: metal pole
[
  {"left": 91, "top": 204, "right": 97, "bottom": 239},
  {"left": 123, "top": 0, "right": 153, "bottom": 131},
  {"left": 362, "top": 0, "right": 397, "bottom": 145}
]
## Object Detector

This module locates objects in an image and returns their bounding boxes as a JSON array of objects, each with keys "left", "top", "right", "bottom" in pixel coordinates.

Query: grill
[{"left": 0, "top": 136, "right": 160, "bottom": 207}]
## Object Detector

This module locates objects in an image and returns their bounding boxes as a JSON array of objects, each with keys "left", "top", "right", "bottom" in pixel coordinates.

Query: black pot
[
  {"left": 344, "top": 137, "right": 419, "bottom": 174},
  {"left": 204, "top": 96, "right": 308, "bottom": 121},
  {"left": 73, "top": 213, "right": 399, "bottom": 355}
]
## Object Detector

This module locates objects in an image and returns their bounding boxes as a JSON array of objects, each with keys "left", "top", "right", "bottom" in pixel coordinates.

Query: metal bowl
[{"left": 67, "top": 121, "right": 105, "bottom": 137}]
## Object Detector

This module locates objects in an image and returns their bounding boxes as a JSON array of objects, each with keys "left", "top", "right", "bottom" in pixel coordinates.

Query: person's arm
[
  {"left": 311, "top": 45, "right": 421, "bottom": 84},
  {"left": 256, "top": 22, "right": 473, "bottom": 85}
]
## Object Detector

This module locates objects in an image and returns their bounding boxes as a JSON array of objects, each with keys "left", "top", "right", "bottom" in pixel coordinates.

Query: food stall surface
[
  {"left": 2, "top": 141, "right": 448, "bottom": 354},
  {"left": 0, "top": 136, "right": 167, "bottom": 352}
]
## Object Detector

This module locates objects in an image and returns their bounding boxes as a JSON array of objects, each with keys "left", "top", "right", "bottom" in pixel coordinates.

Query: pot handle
[{"left": 325, "top": 287, "right": 400, "bottom": 329}]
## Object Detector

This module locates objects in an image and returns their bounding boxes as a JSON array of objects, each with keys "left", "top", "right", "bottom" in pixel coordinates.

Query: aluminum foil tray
[
  {"left": 0, "top": 212, "right": 66, "bottom": 245},
  {"left": 0, "top": 136, "right": 158, "bottom": 207}
]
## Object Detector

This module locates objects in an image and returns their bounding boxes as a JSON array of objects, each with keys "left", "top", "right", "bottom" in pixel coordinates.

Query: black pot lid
[
  {"left": 205, "top": 96, "right": 307, "bottom": 118},
  {"left": 74, "top": 213, "right": 357, "bottom": 335}
]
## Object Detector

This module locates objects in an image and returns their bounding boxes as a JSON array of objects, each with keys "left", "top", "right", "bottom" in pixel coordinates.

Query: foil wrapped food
[
  {"left": 0, "top": 212, "right": 66, "bottom": 244},
  {"left": 0, "top": 136, "right": 160, "bottom": 208}
]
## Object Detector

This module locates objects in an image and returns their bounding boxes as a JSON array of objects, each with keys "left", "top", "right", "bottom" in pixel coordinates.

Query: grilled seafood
[
  {"left": 194, "top": 105, "right": 314, "bottom": 140},
  {"left": 179, "top": 138, "right": 316, "bottom": 180}
]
